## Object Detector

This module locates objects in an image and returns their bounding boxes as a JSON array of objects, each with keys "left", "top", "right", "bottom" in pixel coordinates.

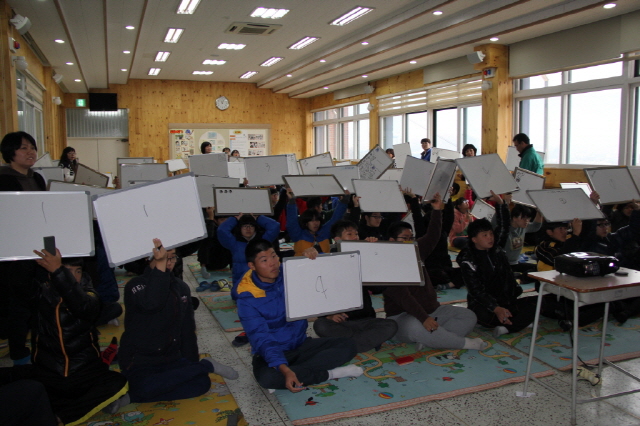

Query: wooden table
[{"left": 518, "top": 268, "right": 640, "bottom": 425}]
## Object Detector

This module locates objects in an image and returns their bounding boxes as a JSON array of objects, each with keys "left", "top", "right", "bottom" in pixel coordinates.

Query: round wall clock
[{"left": 216, "top": 96, "right": 230, "bottom": 111}]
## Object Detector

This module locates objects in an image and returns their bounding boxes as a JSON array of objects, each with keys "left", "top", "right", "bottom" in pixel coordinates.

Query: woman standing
[
  {"left": 200, "top": 142, "right": 212, "bottom": 154},
  {"left": 58, "top": 146, "right": 78, "bottom": 182}
]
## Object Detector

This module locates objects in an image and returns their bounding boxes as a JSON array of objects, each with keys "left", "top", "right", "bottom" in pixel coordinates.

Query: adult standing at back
[
  {"left": 419, "top": 138, "right": 432, "bottom": 161},
  {"left": 512, "top": 133, "right": 543, "bottom": 175},
  {"left": 58, "top": 146, "right": 79, "bottom": 182}
]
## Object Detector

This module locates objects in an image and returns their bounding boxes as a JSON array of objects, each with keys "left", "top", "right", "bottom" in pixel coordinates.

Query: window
[
  {"left": 16, "top": 71, "right": 45, "bottom": 153},
  {"left": 434, "top": 108, "right": 457, "bottom": 151},
  {"left": 634, "top": 86, "right": 639, "bottom": 166},
  {"left": 312, "top": 102, "right": 369, "bottom": 159},
  {"left": 406, "top": 111, "right": 428, "bottom": 157},
  {"left": 519, "top": 97, "right": 561, "bottom": 163}
]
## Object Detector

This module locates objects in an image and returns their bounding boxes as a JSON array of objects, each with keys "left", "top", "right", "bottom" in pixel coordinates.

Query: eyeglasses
[
  {"left": 369, "top": 215, "right": 383, "bottom": 219},
  {"left": 395, "top": 235, "right": 414, "bottom": 241},
  {"left": 241, "top": 224, "right": 255, "bottom": 229},
  {"left": 597, "top": 222, "right": 611, "bottom": 228},
  {"left": 167, "top": 256, "right": 179, "bottom": 263}
]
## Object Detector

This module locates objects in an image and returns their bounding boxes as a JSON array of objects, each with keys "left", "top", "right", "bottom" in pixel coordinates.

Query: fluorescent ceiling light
[
  {"left": 319, "top": 59, "right": 326, "bottom": 63},
  {"left": 323, "top": 86, "right": 329, "bottom": 89},
  {"left": 54, "top": 39, "right": 64, "bottom": 43},
  {"left": 490, "top": 37, "right": 499, "bottom": 42},
  {"left": 240, "top": 71, "right": 258, "bottom": 79},
  {"left": 66, "top": 62, "right": 73, "bottom": 65},
  {"left": 202, "top": 59, "right": 226, "bottom": 65},
  {"left": 362, "top": 75, "right": 368, "bottom": 78},
  {"left": 218, "top": 43, "right": 246, "bottom": 50},
  {"left": 433, "top": 10, "right": 443, "bottom": 15},
  {"left": 289, "top": 36, "right": 319, "bottom": 50},
  {"left": 286, "top": 74, "right": 292, "bottom": 77},
  {"left": 251, "top": 7, "right": 289, "bottom": 19},
  {"left": 603, "top": 3, "right": 616, "bottom": 8},
  {"left": 177, "top": 0, "right": 201, "bottom": 14},
  {"left": 121, "top": 69, "right": 127, "bottom": 71},
  {"left": 260, "top": 57, "right": 283, "bottom": 67},
  {"left": 361, "top": 41, "right": 369, "bottom": 45},
  {"left": 193, "top": 71, "right": 213, "bottom": 75},
  {"left": 409, "top": 60, "right": 417, "bottom": 64},
  {"left": 125, "top": 26, "right": 135, "bottom": 30},
  {"left": 331, "top": 6, "right": 374, "bottom": 26},
  {"left": 164, "top": 28, "right": 184, "bottom": 43},
  {"left": 74, "top": 79, "right": 81, "bottom": 82},
  {"left": 155, "top": 51, "right": 171, "bottom": 62},
  {"left": 148, "top": 68, "right": 161, "bottom": 76},
  {"left": 123, "top": 50, "right": 131, "bottom": 54}
]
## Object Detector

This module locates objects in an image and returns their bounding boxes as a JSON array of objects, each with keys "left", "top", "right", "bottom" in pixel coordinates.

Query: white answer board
[
  {"left": 335, "top": 161, "right": 352, "bottom": 166},
  {"left": 195, "top": 175, "right": 239, "bottom": 208},
  {"left": 352, "top": 179, "right": 407, "bottom": 213},
  {"left": 165, "top": 158, "right": 187, "bottom": 172},
  {"left": 34, "top": 167, "right": 64, "bottom": 185},
  {"left": 0, "top": 191, "right": 94, "bottom": 261},
  {"left": 299, "top": 152, "right": 333, "bottom": 175},
  {"left": 392, "top": 143, "right": 412, "bottom": 168},
  {"left": 629, "top": 167, "right": 640, "bottom": 190},
  {"left": 400, "top": 156, "right": 434, "bottom": 197},
  {"left": 188, "top": 153, "right": 229, "bottom": 177},
  {"left": 93, "top": 174, "right": 206, "bottom": 267},
  {"left": 316, "top": 166, "right": 360, "bottom": 193},
  {"left": 512, "top": 167, "right": 545, "bottom": 207},
  {"left": 379, "top": 168, "right": 403, "bottom": 181},
  {"left": 283, "top": 175, "right": 345, "bottom": 197},
  {"left": 527, "top": 189, "right": 604, "bottom": 222},
  {"left": 47, "top": 180, "right": 113, "bottom": 218},
  {"left": 470, "top": 199, "right": 495, "bottom": 221},
  {"left": 560, "top": 182, "right": 592, "bottom": 197},
  {"left": 424, "top": 159, "right": 457, "bottom": 202},
  {"left": 228, "top": 161, "right": 246, "bottom": 183},
  {"left": 455, "top": 154, "right": 518, "bottom": 199},
  {"left": 34, "top": 152, "right": 53, "bottom": 167},
  {"left": 585, "top": 167, "right": 640, "bottom": 205},
  {"left": 283, "top": 252, "right": 363, "bottom": 321},
  {"left": 75, "top": 163, "right": 109, "bottom": 187},
  {"left": 214, "top": 187, "right": 273, "bottom": 215},
  {"left": 505, "top": 146, "right": 545, "bottom": 171},
  {"left": 430, "top": 147, "right": 461, "bottom": 163},
  {"left": 286, "top": 154, "right": 300, "bottom": 175},
  {"left": 358, "top": 145, "right": 393, "bottom": 180},
  {"left": 243, "top": 154, "right": 290, "bottom": 186},
  {"left": 119, "top": 163, "right": 169, "bottom": 189},
  {"left": 338, "top": 241, "right": 425, "bottom": 286},
  {"left": 117, "top": 157, "right": 154, "bottom": 165}
]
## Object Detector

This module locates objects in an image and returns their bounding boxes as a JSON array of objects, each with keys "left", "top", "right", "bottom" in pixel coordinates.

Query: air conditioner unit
[{"left": 225, "top": 22, "right": 282, "bottom": 35}]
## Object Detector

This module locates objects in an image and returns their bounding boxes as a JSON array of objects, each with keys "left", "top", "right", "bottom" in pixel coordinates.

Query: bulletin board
[{"left": 169, "top": 124, "right": 270, "bottom": 160}]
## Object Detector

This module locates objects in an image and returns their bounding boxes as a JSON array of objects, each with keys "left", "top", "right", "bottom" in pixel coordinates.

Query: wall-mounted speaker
[{"left": 466, "top": 51, "right": 486, "bottom": 64}]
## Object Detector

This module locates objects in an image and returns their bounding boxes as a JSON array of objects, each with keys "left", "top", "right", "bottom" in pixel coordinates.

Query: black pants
[
  {"left": 313, "top": 317, "right": 397, "bottom": 352},
  {"left": 471, "top": 297, "right": 538, "bottom": 334},
  {"left": 252, "top": 337, "right": 357, "bottom": 390},
  {"left": 0, "top": 379, "right": 57, "bottom": 426}
]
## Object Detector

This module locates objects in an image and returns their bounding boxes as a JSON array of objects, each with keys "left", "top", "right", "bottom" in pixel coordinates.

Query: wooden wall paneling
[{"left": 543, "top": 168, "right": 587, "bottom": 188}]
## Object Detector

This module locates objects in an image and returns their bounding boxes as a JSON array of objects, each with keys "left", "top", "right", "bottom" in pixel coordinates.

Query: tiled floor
[{"left": 182, "top": 256, "right": 640, "bottom": 426}]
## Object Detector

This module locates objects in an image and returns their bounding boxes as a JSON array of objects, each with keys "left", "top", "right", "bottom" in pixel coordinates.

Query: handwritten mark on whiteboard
[
  {"left": 315, "top": 276, "right": 328, "bottom": 299},
  {"left": 41, "top": 202, "right": 47, "bottom": 223},
  {"left": 143, "top": 205, "right": 149, "bottom": 217}
]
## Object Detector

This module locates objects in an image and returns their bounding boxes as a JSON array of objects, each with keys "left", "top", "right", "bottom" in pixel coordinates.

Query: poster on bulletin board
[
  {"left": 169, "top": 126, "right": 270, "bottom": 161},
  {"left": 229, "top": 129, "right": 268, "bottom": 157}
]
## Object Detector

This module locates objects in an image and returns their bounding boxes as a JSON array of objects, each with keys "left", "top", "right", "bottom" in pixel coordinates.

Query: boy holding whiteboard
[{"left": 237, "top": 240, "right": 363, "bottom": 392}]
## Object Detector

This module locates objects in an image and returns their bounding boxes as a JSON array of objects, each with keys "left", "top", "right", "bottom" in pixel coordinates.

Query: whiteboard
[
  {"left": 299, "top": 152, "right": 333, "bottom": 175},
  {"left": 105, "top": 172, "right": 115, "bottom": 188},
  {"left": 33, "top": 167, "right": 64, "bottom": 185},
  {"left": 214, "top": 187, "right": 273, "bottom": 215},
  {"left": 584, "top": 167, "right": 640, "bottom": 205},
  {"left": 526, "top": 189, "right": 604, "bottom": 221},
  {"left": 358, "top": 145, "right": 394, "bottom": 180},
  {"left": 286, "top": 154, "right": 300, "bottom": 175},
  {"left": 0, "top": 191, "right": 94, "bottom": 261},
  {"left": 424, "top": 159, "right": 457, "bottom": 202},
  {"left": 195, "top": 175, "right": 240, "bottom": 208},
  {"left": 47, "top": 180, "right": 113, "bottom": 218},
  {"left": 335, "top": 161, "right": 352, "bottom": 166},
  {"left": 93, "top": 174, "right": 206, "bottom": 267},
  {"left": 379, "top": 168, "right": 403, "bottom": 181},
  {"left": 243, "top": 154, "right": 290, "bottom": 186},
  {"left": 283, "top": 251, "right": 363, "bottom": 320},
  {"left": 560, "top": 182, "right": 592, "bottom": 197},
  {"left": 338, "top": 241, "right": 425, "bottom": 286},
  {"left": 119, "top": 163, "right": 169, "bottom": 189},
  {"left": 512, "top": 167, "right": 545, "bottom": 207},
  {"left": 352, "top": 179, "right": 407, "bottom": 213},
  {"left": 228, "top": 161, "right": 246, "bottom": 183},
  {"left": 430, "top": 147, "right": 461, "bottom": 163},
  {"left": 470, "top": 199, "right": 495, "bottom": 221},
  {"left": 165, "top": 158, "right": 187, "bottom": 172},
  {"left": 392, "top": 143, "right": 412, "bottom": 168},
  {"left": 455, "top": 154, "right": 518, "bottom": 199},
  {"left": 117, "top": 157, "right": 154, "bottom": 165},
  {"left": 283, "top": 175, "right": 345, "bottom": 197},
  {"left": 629, "top": 167, "right": 640, "bottom": 190},
  {"left": 34, "top": 152, "right": 53, "bottom": 167},
  {"left": 75, "top": 163, "right": 109, "bottom": 187},
  {"left": 400, "top": 156, "right": 435, "bottom": 197},
  {"left": 316, "top": 166, "right": 360, "bottom": 193},
  {"left": 505, "top": 146, "right": 546, "bottom": 171},
  {"left": 188, "top": 153, "right": 229, "bottom": 177}
]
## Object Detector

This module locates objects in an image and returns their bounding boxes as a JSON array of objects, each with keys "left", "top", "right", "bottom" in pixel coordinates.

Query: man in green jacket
[{"left": 513, "top": 133, "right": 543, "bottom": 175}]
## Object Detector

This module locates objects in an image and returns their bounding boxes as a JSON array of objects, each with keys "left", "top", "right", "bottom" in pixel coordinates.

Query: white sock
[
  {"left": 203, "top": 357, "right": 239, "bottom": 380},
  {"left": 493, "top": 326, "right": 509, "bottom": 338},
  {"left": 201, "top": 266, "right": 210, "bottom": 278},
  {"left": 463, "top": 337, "right": 488, "bottom": 350},
  {"left": 327, "top": 365, "right": 363, "bottom": 380}
]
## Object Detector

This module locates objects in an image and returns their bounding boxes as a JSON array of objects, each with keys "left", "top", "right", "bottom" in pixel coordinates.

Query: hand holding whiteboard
[
  {"left": 526, "top": 188, "right": 604, "bottom": 221},
  {"left": 352, "top": 179, "right": 407, "bottom": 213},
  {"left": 470, "top": 199, "right": 495, "bottom": 221},
  {"left": 400, "top": 156, "right": 434, "bottom": 198},
  {"left": 512, "top": 167, "right": 545, "bottom": 207},
  {"left": 584, "top": 167, "right": 640, "bottom": 205}
]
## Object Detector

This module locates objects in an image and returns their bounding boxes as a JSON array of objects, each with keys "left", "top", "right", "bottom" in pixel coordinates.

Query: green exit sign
[{"left": 76, "top": 98, "right": 86, "bottom": 107}]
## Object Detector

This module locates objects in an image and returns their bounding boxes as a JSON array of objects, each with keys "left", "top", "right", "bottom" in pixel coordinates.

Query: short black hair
[
  {"left": 462, "top": 144, "right": 477, "bottom": 156},
  {"left": 246, "top": 239, "right": 274, "bottom": 264},
  {"left": 331, "top": 220, "right": 358, "bottom": 239},
  {"left": 454, "top": 197, "right": 468, "bottom": 209},
  {"left": 299, "top": 208, "right": 322, "bottom": 229},
  {"left": 420, "top": 138, "right": 431, "bottom": 145},
  {"left": 1, "top": 131, "right": 37, "bottom": 163},
  {"left": 200, "top": 142, "right": 212, "bottom": 154},
  {"left": 238, "top": 215, "right": 257, "bottom": 228},
  {"left": 62, "top": 257, "right": 84, "bottom": 267},
  {"left": 451, "top": 182, "right": 460, "bottom": 196},
  {"left": 511, "top": 204, "right": 534, "bottom": 220},
  {"left": 223, "top": 147, "right": 230, "bottom": 153},
  {"left": 385, "top": 148, "right": 394, "bottom": 157},
  {"left": 387, "top": 221, "right": 413, "bottom": 240},
  {"left": 230, "top": 150, "right": 240, "bottom": 156},
  {"left": 545, "top": 220, "right": 568, "bottom": 231},
  {"left": 513, "top": 133, "right": 530, "bottom": 145},
  {"left": 363, "top": 211, "right": 381, "bottom": 218},
  {"left": 467, "top": 218, "right": 493, "bottom": 239},
  {"left": 306, "top": 197, "right": 322, "bottom": 210}
]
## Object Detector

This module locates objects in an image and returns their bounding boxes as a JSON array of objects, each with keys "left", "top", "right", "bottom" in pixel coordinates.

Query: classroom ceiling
[{"left": 7, "top": 0, "right": 640, "bottom": 98}]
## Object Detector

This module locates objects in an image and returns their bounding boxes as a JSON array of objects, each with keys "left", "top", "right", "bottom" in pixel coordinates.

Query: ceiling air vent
[{"left": 225, "top": 22, "right": 282, "bottom": 36}]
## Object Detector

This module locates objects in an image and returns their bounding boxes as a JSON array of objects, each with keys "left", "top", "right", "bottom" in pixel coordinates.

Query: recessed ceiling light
[
  {"left": 362, "top": 75, "right": 368, "bottom": 78},
  {"left": 323, "top": 86, "right": 329, "bottom": 89},
  {"left": 409, "top": 60, "right": 417, "bottom": 64},
  {"left": 330, "top": 6, "right": 374, "bottom": 26},
  {"left": 155, "top": 51, "right": 171, "bottom": 62},
  {"left": 176, "top": 0, "right": 201, "bottom": 14},
  {"left": 251, "top": 7, "right": 289, "bottom": 19},
  {"left": 125, "top": 25, "right": 135, "bottom": 30},
  {"left": 289, "top": 37, "right": 319, "bottom": 50},
  {"left": 260, "top": 57, "right": 283, "bottom": 67},
  {"left": 74, "top": 79, "right": 81, "bottom": 82},
  {"left": 54, "top": 39, "right": 65, "bottom": 43},
  {"left": 66, "top": 62, "right": 73, "bottom": 65},
  {"left": 361, "top": 41, "right": 369, "bottom": 45},
  {"left": 202, "top": 59, "right": 227, "bottom": 65},
  {"left": 603, "top": 3, "right": 616, "bottom": 8},
  {"left": 433, "top": 10, "right": 443, "bottom": 15},
  {"left": 123, "top": 50, "right": 131, "bottom": 54},
  {"left": 193, "top": 71, "right": 213, "bottom": 75},
  {"left": 121, "top": 69, "right": 127, "bottom": 71},
  {"left": 490, "top": 37, "right": 499, "bottom": 42},
  {"left": 286, "top": 74, "right": 292, "bottom": 77},
  {"left": 240, "top": 71, "right": 258, "bottom": 79},
  {"left": 148, "top": 68, "right": 161, "bottom": 76},
  {"left": 218, "top": 43, "right": 246, "bottom": 50},
  {"left": 319, "top": 59, "right": 326, "bottom": 63},
  {"left": 164, "top": 28, "right": 184, "bottom": 43}
]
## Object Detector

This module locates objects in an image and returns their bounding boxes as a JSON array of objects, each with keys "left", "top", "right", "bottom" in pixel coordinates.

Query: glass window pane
[
  {"left": 434, "top": 108, "right": 458, "bottom": 151},
  {"left": 406, "top": 111, "right": 428, "bottom": 157},
  {"left": 327, "top": 108, "right": 338, "bottom": 120},
  {"left": 341, "top": 105, "right": 354, "bottom": 117},
  {"left": 568, "top": 88, "right": 621, "bottom": 165},
  {"left": 569, "top": 62, "right": 623, "bottom": 84},
  {"left": 381, "top": 115, "right": 402, "bottom": 150},
  {"left": 314, "top": 126, "right": 325, "bottom": 154},
  {"left": 357, "top": 119, "right": 370, "bottom": 159},
  {"left": 357, "top": 103, "right": 369, "bottom": 115},
  {"left": 34, "top": 108, "right": 44, "bottom": 153},
  {"left": 341, "top": 121, "right": 355, "bottom": 159},
  {"left": 519, "top": 97, "right": 561, "bottom": 164},
  {"left": 519, "top": 72, "right": 562, "bottom": 90},
  {"left": 634, "top": 86, "right": 639, "bottom": 166},
  {"left": 313, "top": 111, "right": 325, "bottom": 121},
  {"left": 326, "top": 123, "right": 338, "bottom": 159},
  {"left": 462, "top": 106, "right": 482, "bottom": 154}
]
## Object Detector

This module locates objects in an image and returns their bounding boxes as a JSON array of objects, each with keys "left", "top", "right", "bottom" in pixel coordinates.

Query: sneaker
[
  {"left": 209, "top": 280, "right": 221, "bottom": 292},
  {"left": 232, "top": 332, "right": 249, "bottom": 347},
  {"left": 218, "top": 279, "right": 231, "bottom": 292},
  {"left": 196, "top": 281, "right": 212, "bottom": 292}
]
